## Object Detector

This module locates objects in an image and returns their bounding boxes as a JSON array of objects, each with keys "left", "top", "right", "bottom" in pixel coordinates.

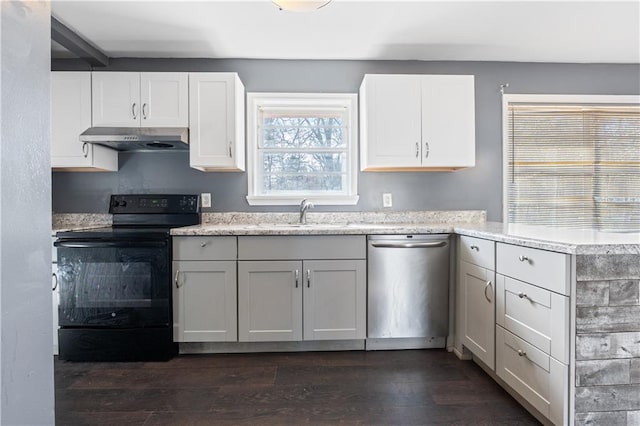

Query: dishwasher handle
[{"left": 370, "top": 241, "right": 447, "bottom": 249}]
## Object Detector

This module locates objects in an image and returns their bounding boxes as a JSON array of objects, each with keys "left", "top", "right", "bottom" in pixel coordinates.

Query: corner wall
[{"left": 1, "top": 1, "right": 54, "bottom": 424}]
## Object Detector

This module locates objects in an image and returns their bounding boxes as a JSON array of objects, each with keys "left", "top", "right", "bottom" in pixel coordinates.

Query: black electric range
[{"left": 54, "top": 194, "right": 200, "bottom": 361}]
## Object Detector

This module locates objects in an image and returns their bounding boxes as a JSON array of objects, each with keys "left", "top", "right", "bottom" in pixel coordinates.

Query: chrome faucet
[{"left": 299, "top": 199, "right": 314, "bottom": 224}]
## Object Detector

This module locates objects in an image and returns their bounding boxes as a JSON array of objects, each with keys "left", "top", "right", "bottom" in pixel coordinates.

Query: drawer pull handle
[
  {"left": 200, "top": 242, "right": 207, "bottom": 248},
  {"left": 484, "top": 281, "right": 492, "bottom": 302},
  {"left": 175, "top": 270, "right": 182, "bottom": 288},
  {"left": 307, "top": 269, "right": 311, "bottom": 288},
  {"left": 52, "top": 273, "right": 58, "bottom": 291},
  {"left": 470, "top": 245, "right": 479, "bottom": 251},
  {"left": 517, "top": 349, "right": 527, "bottom": 358},
  {"left": 295, "top": 269, "right": 299, "bottom": 288},
  {"left": 518, "top": 292, "right": 529, "bottom": 300},
  {"left": 518, "top": 255, "right": 530, "bottom": 263}
]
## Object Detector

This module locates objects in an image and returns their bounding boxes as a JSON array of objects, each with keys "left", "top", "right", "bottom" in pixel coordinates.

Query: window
[
  {"left": 503, "top": 95, "right": 640, "bottom": 231},
  {"left": 246, "top": 93, "right": 359, "bottom": 205}
]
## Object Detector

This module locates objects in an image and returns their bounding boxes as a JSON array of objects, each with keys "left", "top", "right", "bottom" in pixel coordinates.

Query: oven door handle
[{"left": 54, "top": 241, "right": 167, "bottom": 249}]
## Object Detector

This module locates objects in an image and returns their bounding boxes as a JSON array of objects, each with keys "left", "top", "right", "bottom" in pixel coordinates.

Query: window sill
[{"left": 246, "top": 195, "right": 360, "bottom": 206}]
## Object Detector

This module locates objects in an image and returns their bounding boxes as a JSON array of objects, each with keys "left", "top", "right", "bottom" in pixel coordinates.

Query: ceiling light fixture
[{"left": 272, "top": 0, "right": 332, "bottom": 12}]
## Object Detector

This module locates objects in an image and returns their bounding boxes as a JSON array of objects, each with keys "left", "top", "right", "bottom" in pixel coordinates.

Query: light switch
[
  {"left": 201, "top": 193, "right": 212, "bottom": 208},
  {"left": 382, "top": 192, "right": 392, "bottom": 208}
]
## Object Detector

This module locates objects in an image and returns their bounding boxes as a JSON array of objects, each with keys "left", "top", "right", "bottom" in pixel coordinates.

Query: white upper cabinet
[
  {"left": 92, "top": 72, "right": 188, "bottom": 127},
  {"left": 189, "top": 73, "right": 245, "bottom": 171},
  {"left": 51, "top": 72, "right": 117, "bottom": 171},
  {"left": 360, "top": 74, "right": 476, "bottom": 171},
  {"left": 140, "top": 73, "right": 189, "bottom": 127}
]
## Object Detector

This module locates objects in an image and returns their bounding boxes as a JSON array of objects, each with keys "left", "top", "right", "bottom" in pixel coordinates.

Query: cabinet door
[
  {"left": 459, "top": 260, "right": 495, "bottom": 369},
  {"left": 189, "top": 73, "right": 245, "bottom": 171},
  {"left": 51, "top": 72, "right": 117, "bottom": 171},
  {"left": 303, "top": 260, "right": 366, "bottom": 341},
  {"left": 92, "top": 72, "right": 140, "bottom": 127},
  {"left": 238, "top": 261, "right": 302, "bottom": 342},
  {"left": 173, "top": 261, "right": 237, "bottom": 342},
  {"left": 51, "top": 72, "right": 92, "bottom": 165},
  {"left": 360, "top": 74, "right": 422, "bottom": 170},
  {"left": 421, "top": 75, "right": 475, "bottom": 168},
  {"left": 140, "top": 73, "right": 188, "bottom": 127}
]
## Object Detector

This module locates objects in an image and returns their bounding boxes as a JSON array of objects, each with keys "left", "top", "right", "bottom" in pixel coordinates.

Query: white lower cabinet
[
  {"left": 238, "top": 261, "right": 302, "bottom": 342},
  {"left": 238, "top": 259, "right": 366, "bottom": 342},
  {"left": 495, "top": 242, "right": 570, "bottom": 425},
  {"left": 172, "top": 237, "right": 238, "bottom": 343},
  {"left": 457, "top": 236, "right": 571, "bottom": 425},
  {"left": 496, "top": 326, "right": 567, "bottom": 426},
  {"left": 459, "top": 259, "right": 495, "bottom": 369},
  {"left": 173, "top": 260, "right": 237, "bottom": 342},
  {"left": 303, "top": 260, "right": 366, "bottom": 341},
  {"left": 237, "top": 235, "right": 367, "bottom": 343}
]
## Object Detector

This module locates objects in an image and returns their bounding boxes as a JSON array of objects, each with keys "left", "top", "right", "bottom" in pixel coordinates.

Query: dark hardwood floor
[{"left": 55, "top": 349, "right": 541, "bottom": 425}]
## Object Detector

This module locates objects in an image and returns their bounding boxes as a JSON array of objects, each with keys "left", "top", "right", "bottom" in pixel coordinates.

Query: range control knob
[{"left": 120, "top": 200, "right": 127, "bottom": 207}]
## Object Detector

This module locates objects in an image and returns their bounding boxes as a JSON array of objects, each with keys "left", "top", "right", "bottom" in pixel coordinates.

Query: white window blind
[{"left": 506, "top": 102, "right": 640, "bottom": 231}]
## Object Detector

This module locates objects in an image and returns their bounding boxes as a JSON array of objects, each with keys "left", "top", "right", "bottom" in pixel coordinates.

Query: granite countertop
[
  {"left": 52, "top": 213, "right": 112, "bottom": 234},
  {"left": 170, "top": 210, "right": 484, "bottom": 237},
  {"left": 52, "top": 212, "right": 639, "bottom": 255},
  {"left": 454, "top": 222, "right": 640, "bottom": 255}
]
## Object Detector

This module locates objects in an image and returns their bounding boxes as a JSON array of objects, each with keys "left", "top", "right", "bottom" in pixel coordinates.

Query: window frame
[
  {"left": 501, "top": 93, "right": 640, "bottom": 226},
  {"left": 246, "top": 92, "right": 359, "bottom": 206}
]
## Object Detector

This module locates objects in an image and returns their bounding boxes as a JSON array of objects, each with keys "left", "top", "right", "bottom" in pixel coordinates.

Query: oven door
[{"left": 54, "top": 239, "right": 170, "bottom": 328}]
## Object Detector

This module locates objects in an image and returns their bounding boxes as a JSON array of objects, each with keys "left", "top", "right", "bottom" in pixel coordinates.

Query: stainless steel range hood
[{"left": 79, "top": 127, "right": 189, "bottom": 152}]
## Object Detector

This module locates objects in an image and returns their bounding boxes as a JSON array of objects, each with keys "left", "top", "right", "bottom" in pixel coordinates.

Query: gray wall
[
  {"left": 52, "top": 58, "right": 640, "bottom": 221},
  {"left": 1, "top": 1, "right": 54, "bottom": 424}
]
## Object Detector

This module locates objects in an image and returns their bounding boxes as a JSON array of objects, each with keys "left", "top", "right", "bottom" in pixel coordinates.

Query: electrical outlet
[
  {"left": 382, "top": 192, "right": 393, "bottom": 208},
  {"left": 201, "top": 193, "right": 212, "bottom": 208}
]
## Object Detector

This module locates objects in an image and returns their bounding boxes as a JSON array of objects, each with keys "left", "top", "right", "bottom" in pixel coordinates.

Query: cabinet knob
[
  {"left": 424, "top": 141, "right": 430, "bottom": 159},
  {"left": 82, "top": 142, "right": 89, "bottom": 158},
  {"left": 132, "top": 103, "right": 138, "bottom": 120},
  {"left": 52, "top": 273, "right": 58, "bottom": 291},
  {"left": 200, "top": 242, "right": 208, "bottom": 248},
  {"left": 517, "top": 349, "right": 527, "bottom": 357},
  {"left": 307, "top": 269, "right": 311, "bottom": 288},
  {"left": 174, "top": 270, "right": 182, "bottom": 288},
  {"left": 295, "top": 269, "right": 299, "bottom": 288},
  {"left": 518, "top": 255, "right": 529, "bottom": 263},
  {"left": 470, "top": 245, "right": 479, "bottom": 251},
  {"left": 415, "top": 142, "right": 419, "bottom": 158},
  {"left": 228, "top": 141, "right": 233, "bottom": 158},
  {"left": 518, "top": 292, "right": 528, "bottom": 300}
]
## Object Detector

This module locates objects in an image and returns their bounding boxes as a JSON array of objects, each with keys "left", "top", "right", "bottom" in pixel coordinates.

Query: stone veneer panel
[
  {"left": 609, "top": 280, "right": 640, "bottom": 306},
  {"left": 575, "top": 411, "right": 627, "bottom": 425},
  {"left": 576, "top": 360, "right": 630, "bottom": 386},
  {"left": 576, "top": 281, "right": 610, "bottom": 307},
  {"left": 575, "top": 253, "right": 640, "bottom": 425},
  {"left": 576, "top": 332, "right": 640, "bottom": 360},
  {"left": 575, "top": 385, "right": 640, "bottom": 412}
]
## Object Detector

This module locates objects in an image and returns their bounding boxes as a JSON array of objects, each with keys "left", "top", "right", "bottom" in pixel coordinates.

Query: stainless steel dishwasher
[{"left": 367, "top": 234, "right": 450, "bottom": 350}]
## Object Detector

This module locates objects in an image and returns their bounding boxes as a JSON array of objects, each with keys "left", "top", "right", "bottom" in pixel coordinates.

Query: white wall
[{"left": 0, "top": 1, "right": 54, "bottom": 424}]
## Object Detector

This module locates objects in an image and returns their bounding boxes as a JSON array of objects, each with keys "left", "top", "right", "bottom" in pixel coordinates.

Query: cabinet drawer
[
  {"left": 173, "top": 236, "right": 237, "bottom": 261},
  {"left": 496, "top": 326, "right": 567, "bottom": 426},
  {"left": 238, "top": 236, "right": 366, "bottom": 260},
  {"left": 458, "top": 235, "right": 495, "bottom": 270},
  {"left": 496, "top": 243, "right": 570, "bottom": 295},
  {"left": 496, "top": 275, "right": 569, "bottom": 363}
]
